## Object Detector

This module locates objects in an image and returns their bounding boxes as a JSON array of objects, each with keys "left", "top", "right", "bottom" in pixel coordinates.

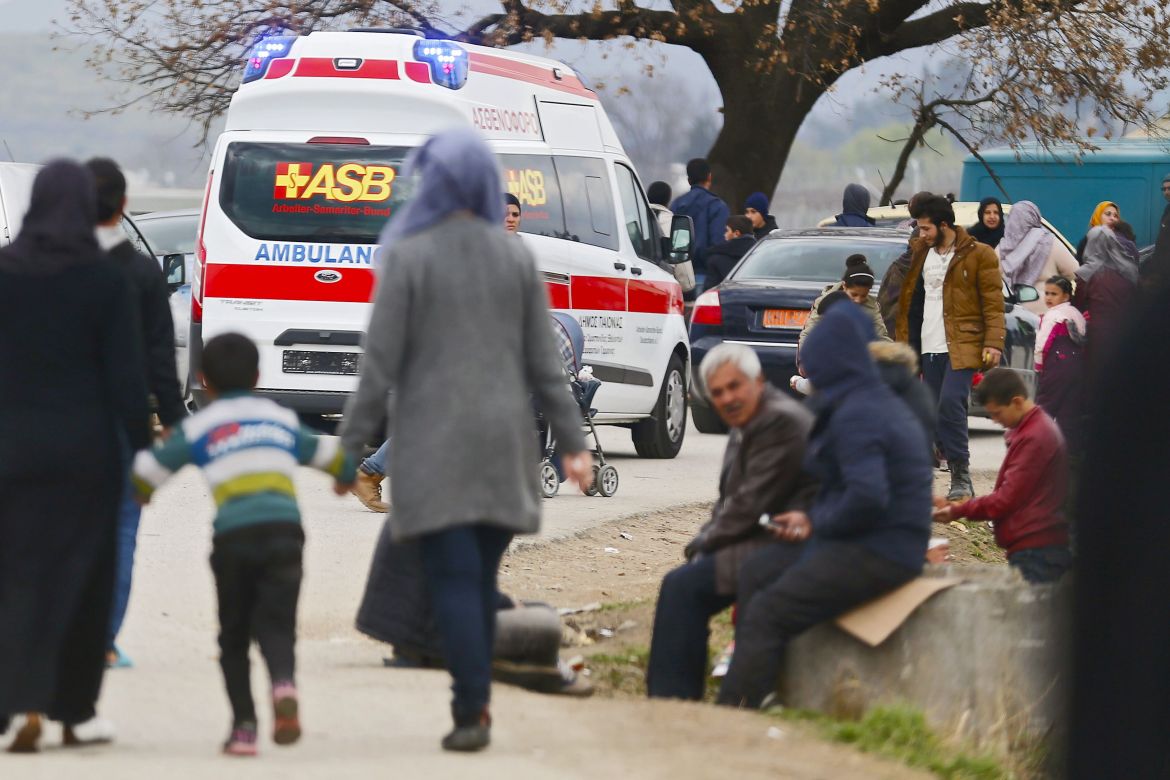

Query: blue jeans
[
  {"left": 646, "top": 555, "right": 734, "bottom": 700},
  {"left": 1009, "top": 546, "right": 1072, "bottom": 584},
  {"left": 361, "top": 440, "right": 390, "bottom": 476},
  {"left": 108, "top": 462, "right": 142, "bottom": 650},
  {"left": 419, "top": 524, "right": 514, "bottom": 723},
  {"left": 921, "top": 353, "right": 975, "bottom": 464}
]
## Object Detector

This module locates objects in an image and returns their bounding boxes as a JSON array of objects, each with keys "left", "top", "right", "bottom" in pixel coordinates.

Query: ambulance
[{"left": 190, "top": 28, "right": 694, "bottom": 457}]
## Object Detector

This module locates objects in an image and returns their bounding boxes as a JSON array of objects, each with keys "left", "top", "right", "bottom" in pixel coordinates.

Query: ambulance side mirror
[
  {"left": 664, "top": 215, "right": 694, "bottom": 265},
  {"left": 164, "top": 253, "right": 187, "bottom": 291}
]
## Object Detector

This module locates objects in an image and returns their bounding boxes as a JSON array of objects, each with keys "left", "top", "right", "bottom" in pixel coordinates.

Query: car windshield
[
  {"left": 136, "top": 215, "right": 199, "bottom": 257},
  {"left": 732, "top": 238, "right": 906, "bottom": 284}
]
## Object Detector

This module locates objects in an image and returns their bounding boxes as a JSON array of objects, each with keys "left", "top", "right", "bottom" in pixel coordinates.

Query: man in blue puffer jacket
[{"left": 717, "top": 303, "right": 932, "bottom": 709}]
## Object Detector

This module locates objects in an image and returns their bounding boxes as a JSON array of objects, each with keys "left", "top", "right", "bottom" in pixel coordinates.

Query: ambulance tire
[{"left": 632, "top": 354, "right": 686, "bottom": 459}]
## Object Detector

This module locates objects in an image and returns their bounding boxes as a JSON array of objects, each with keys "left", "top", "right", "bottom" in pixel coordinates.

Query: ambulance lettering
[
  {"left": 471, "top": 106, "right": 541, "bottom": 139},
  {"left": 254, "top": 243, "right": 375, "bottom": 265},
  {"left": 273, "top": 162, "right": 396, "bottom": 203}
]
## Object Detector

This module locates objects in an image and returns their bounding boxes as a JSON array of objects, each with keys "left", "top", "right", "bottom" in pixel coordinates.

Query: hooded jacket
[
  {"left": 833, "top": 184, "right": 875, "bottom": 227},
  {"left": 895, "top": 226, "right": 1006, "bottom": 370},
  {"left": 801, "top": 304, "right": 932, "bottom": 571},
  {"left": 671, "top": 185, "right": 731, "bottom": 265},
  {"left": 701, "top": 234, "right": 756, "bottom": 291}
]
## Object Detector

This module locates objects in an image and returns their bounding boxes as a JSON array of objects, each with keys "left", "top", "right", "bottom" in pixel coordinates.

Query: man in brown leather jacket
[
  {"left": 896, "top": 196, "right": 1005, "bottom": 500},
  {"left": 646, "top": 344, "right": 815, "bottom": 700}
]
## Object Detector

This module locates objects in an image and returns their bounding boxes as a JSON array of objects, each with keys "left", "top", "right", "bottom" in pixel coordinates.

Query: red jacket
[{"left": 953, "top": 406, "right": 1069, "bottom": 554}]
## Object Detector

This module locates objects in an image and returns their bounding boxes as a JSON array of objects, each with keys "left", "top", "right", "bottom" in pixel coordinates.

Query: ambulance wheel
[
  {"left": 584, "top": 465, "right": 600, "bottom": 497},
  {"left": 632, "top": 354, "right": 687, "bottom": 459},
  {"left": 597, "top": 465, "right": 619, "bottom": 497},
  {"left": 539, "top": 462, "right": 560, "bottom": 499}
]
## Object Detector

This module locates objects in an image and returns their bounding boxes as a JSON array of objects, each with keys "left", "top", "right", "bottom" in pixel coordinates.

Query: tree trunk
[
  {"left": 879, "top": 116, "right": 933, "bottom": 206},
  {"left": 703, "top": 58, "right": 827, "bottom": 219}
]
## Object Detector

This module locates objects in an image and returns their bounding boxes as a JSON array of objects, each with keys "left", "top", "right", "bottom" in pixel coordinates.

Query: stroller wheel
[
  {"left": 597, "top": 465, "right": 619, "bottom": 497},
  {"left": 584, "top": 465, "right": 600, "bottom": 497},
  {"left": 540, "top": 462, "right": 560, "bottom": 498}
]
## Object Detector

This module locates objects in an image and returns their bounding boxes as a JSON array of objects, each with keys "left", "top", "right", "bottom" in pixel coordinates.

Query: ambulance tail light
[
  {"left": 691, "top": 289, "right": 723, "bottom": 326},
  {"left": 192, "top": 171, "right": 213, "bottom": 325},
  {"left": 242, "top": 35, "right": 296, "bottom": 83},
  {"left": 412, "top": 39, "right": 469, "bottom": 90},
  {"left": 307, "top": 136, "right": 370, "bottom": 145}
]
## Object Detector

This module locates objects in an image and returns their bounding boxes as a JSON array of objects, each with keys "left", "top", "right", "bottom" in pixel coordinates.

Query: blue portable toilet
[{"left": 960, "top": 139, "right": 1170, "bottom": 248}]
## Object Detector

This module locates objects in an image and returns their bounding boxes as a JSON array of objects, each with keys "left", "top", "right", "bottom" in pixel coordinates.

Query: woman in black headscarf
[
  {"left": 968, "top": 197, "right": 1005, "bottom": 248},
  {"left": 0, "top": 160, "right": 151, "bottom": 752}
]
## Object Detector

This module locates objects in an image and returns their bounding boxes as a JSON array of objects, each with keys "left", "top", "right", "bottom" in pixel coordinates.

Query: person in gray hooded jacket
[{"left": 339, "top": 128, "right": 591, "bottom": 752}]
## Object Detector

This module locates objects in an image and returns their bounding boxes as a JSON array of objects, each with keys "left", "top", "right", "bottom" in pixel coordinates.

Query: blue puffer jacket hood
[
  {"left": 801, "top": 302, "right": 878, "bottom": 405},
  {"left": 834, "top": 183, "right": 875, "bottom": 227}
]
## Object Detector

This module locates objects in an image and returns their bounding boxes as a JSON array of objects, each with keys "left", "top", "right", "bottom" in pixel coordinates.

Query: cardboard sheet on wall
[{"left": 835, "top": 577, "right": 963, "bottom": 647}]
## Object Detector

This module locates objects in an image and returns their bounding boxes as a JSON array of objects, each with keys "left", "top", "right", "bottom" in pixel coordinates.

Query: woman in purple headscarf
[
  {"left": 0, "top": 161, "right": 151, "bottom": 751},
  {"left": 339, "top": 128, "right": 591, "bottom": 752},
  {"left": 997, "top": 201, "right": 1077, "bottom": 314}
]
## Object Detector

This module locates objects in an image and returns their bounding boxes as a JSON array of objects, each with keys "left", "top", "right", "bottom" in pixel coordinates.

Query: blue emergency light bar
[
  {"left": 243, "top": 35, "right": 297, "bottom": 83},
  {"left": 412, "top": 39, "right": 469, "bottom": 90}
]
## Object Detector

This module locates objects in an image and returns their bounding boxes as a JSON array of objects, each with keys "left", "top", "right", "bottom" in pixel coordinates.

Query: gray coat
[{"left": 339, "top": 216, "right": 586, "bottom": 540}]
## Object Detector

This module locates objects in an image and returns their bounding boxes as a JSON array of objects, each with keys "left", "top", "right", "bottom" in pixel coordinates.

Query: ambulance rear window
[{"left": 219, "top": 142, "right": 412, "bottom": 244}]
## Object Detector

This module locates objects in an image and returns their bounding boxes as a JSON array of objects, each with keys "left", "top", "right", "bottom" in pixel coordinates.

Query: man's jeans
[
  {"left": 1009, "top": 545, "right": 1072, "bottom": 584},
  {"left": 717, "top": 542, "right": 917, "bottom": 708},
  {"left": 109, "top": 463, "right": 141, "bottom": 650},
  {"left": 361, "top": 440, "right": 390, "bottom": 476},
  {"left": 921, "top": 353, "right": 975, "bottom": 464},
  {"left": 646, "top": 556, "right": 734, "bottom": 700}
]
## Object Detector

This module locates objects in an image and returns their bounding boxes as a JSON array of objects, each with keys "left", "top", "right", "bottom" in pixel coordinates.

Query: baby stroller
[{"left": 538, "top": 312, "right": 619, "bottom": 498}]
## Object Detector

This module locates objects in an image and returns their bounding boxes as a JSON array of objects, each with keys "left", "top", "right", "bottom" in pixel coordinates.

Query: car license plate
[
  {"left": 762, "top": 309, "right": 808, "bottom": 329},
  {"left": 282, "top": 350, "right": 361, "bottom": 375}
]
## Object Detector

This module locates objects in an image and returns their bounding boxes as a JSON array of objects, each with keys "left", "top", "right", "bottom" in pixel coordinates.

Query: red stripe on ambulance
[
  {"left": 202, "top": 264, "right": 679, "bottom": 315},
  {"left": 468, "top": 53, "right": 595, "bottom": 99},
  {"left": 204, "top": 264, "right": 375, "bottom": 304},
  {"left": 292, "top": 58, "right": 401, "bottom": 80},
  {"left": 571, "top": 276, "right": 625, "bottom": 312},
  {"left": 628, "top": 279, "right": 684, "bottom": 316}
]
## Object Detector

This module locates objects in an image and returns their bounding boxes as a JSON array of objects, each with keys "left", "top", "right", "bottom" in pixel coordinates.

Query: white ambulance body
[{"left": 191, "top": 29, "right": 691, "bottom": 457}]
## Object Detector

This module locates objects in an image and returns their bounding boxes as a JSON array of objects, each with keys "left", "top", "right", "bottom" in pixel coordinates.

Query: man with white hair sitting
[{"left": 646, "top": 344, "right": 816, "bottom": 700}]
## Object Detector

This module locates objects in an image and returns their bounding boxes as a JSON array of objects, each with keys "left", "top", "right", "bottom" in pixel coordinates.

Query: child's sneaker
[
  {"left": 272, "top": 681, "right": 301, "bottom": 746},
  {"left": 223, "top": 721, "right": 258, "bottom": 757}
]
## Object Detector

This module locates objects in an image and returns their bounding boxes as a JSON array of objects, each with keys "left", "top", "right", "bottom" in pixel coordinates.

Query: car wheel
[
  {"left": 632, "top": 354, "right": 687, "bottom": 459},
  {"left": 690, "top": 402, "right": 728, "bottom": 434}
]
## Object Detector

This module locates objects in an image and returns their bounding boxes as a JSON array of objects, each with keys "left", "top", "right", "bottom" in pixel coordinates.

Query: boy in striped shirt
[{"left": 133, "top": 333, "right": 356, "bottom": 757}]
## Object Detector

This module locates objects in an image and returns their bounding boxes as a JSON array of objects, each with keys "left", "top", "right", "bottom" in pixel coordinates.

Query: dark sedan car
[{"left": 688, "top": 227, "right": 1039, "bottom": 433}]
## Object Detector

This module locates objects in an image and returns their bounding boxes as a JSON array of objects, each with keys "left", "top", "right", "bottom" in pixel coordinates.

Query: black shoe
[
  {"left": 441, "top": 708, "right": 491, "bottom": 752},
  {"left": 947, "top": 460, "right": 974, "bottom": 502}
]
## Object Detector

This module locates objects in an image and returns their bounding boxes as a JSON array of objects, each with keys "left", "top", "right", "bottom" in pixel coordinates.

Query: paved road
[{"left": 5, "top": 418, "right": 1002, "bottom": 777}]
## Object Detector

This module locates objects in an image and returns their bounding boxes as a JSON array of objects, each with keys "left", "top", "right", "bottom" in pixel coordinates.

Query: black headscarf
[
  {"left": 968, "top": 197, "right": 1005, "bottom": 248},
  {"left": 0, "top": 159, "right": 100, "bottom": 275}
]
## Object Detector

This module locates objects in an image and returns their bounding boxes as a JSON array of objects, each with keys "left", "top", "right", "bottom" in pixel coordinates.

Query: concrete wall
[{"left": 780, "top": 566, "right": 1070, "bottom": 756}]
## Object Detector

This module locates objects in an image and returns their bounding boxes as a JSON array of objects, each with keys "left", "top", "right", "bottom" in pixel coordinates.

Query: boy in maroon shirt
[{"left": 933, "top": 368, "right": 1072, "bottom": 583}]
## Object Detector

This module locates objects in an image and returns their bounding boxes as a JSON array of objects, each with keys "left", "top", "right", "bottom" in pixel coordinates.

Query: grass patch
[{"left": 777, "top": 706, "right": 1007, "bottom": 779}]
